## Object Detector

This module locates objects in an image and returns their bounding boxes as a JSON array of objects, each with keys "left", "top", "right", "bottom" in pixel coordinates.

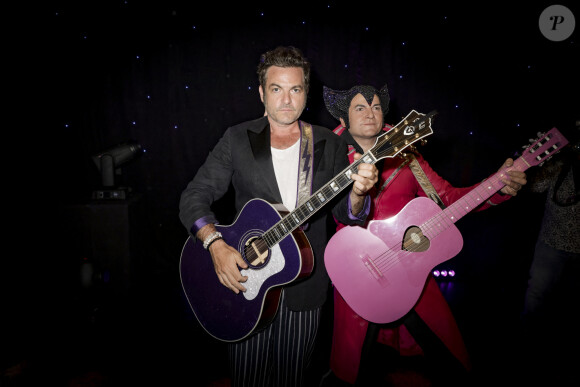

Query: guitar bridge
[{"left": 361, "top": 254, "right": 389, "bottom": 288}]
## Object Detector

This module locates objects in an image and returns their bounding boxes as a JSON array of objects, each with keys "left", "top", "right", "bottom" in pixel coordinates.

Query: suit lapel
[{"left": 248, "top": 123, "right": 283, "bottom": 203}]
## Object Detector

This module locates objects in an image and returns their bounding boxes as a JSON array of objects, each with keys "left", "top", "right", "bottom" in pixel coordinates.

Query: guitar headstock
[
  {"left": 370, "top": 110, "right": 436, "bottom": 161},
  {"left": 521, "top": 128, "right": 569, "bottom": 167}
]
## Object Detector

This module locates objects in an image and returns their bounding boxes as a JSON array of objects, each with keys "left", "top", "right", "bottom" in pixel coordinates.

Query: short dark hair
[{"left": 257, "top": 46, "right": 311, "bottom": 93}]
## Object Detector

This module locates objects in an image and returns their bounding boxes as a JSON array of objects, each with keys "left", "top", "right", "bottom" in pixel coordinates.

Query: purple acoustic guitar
[
  {"left": 324, "top": 128, "right": 569, "bottom": 324},
  {"left": 180, "top": 109, "right": 436, "bottom": 342}
]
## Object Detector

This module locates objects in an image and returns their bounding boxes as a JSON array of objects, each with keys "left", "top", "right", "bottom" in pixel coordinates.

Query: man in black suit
[{"left": 179, "top": 46, "right": 378, "bottom": 387}]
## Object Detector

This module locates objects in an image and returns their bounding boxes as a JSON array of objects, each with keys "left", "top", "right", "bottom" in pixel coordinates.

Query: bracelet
[
  {"left": 203, "top": 231, "right": 223, "bottom": 250},
  {"left": 205, "top": 236, "right": 223, "bottom": 250}
]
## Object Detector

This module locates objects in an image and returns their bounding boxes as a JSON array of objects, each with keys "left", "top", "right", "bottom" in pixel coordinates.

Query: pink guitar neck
[{"left": 424, "top": 158, "right": 527, "bottom": 239}]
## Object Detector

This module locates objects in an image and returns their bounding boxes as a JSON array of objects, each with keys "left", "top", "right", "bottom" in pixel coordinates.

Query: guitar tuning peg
[{"left": 420, "top": 139, "right": 427, "bottom": 146}]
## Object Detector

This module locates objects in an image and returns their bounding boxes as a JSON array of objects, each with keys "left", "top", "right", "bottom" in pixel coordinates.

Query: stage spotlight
[
  {"left": 92, "top": 143, "right": 142, "bottom": 187},
  {"left": 92, "top": 142, "right": 142, "bottom": 199}
]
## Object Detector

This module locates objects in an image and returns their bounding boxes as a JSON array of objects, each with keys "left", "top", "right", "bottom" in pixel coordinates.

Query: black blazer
[{"left": 179, "top": 116, "right": 366, "bottom": 310}]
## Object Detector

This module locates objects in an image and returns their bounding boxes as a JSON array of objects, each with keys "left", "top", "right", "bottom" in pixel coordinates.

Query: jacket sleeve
[
  {"left": 330, "top": 135, "right": 370, "bottom": 226},
  {"left": 179, "top": 128, "right": 234, "bottom": 238}
]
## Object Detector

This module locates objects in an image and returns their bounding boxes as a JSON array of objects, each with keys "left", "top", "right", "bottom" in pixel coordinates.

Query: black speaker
[{"left": 62, "top": 195, "right": 146, "bottom": 298}]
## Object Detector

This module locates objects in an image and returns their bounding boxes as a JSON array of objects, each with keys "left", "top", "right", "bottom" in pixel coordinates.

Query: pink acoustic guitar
[{"left": 324, "top": 128, "right": 569, "bottom": 324}]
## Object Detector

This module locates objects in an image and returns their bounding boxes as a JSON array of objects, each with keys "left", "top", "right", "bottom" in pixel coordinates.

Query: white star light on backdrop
[
  {"left": 55, "top": 3, "right": 565, "bottom": 149},
  {"left": 64, "top": 8, "right": 469, "bottom": 138}
]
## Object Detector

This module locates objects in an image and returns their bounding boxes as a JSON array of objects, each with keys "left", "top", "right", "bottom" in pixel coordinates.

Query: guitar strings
[
  {"left": 350, "top": 131, "right": 559, "bottom": 277},
  {"left": 369, "top": 170, "right": 510, "bottom": 274}
]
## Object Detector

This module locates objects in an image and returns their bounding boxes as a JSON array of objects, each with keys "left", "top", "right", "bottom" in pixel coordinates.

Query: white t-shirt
[{"left": 271, "top": 140, "right": 300, "bottom": 211}]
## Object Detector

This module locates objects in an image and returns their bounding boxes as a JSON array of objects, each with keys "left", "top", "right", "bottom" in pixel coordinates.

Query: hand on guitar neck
[
  {"left": 496, "top": 157, "right": 528, "bottom": 196},
  {"left": 350, "top": 152, "right": 379, "bottom": 215}
]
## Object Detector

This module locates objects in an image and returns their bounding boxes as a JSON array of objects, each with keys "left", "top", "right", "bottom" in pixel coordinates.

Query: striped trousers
[{"left": 228, "top": 292, "right": 322, "bottom": 387}]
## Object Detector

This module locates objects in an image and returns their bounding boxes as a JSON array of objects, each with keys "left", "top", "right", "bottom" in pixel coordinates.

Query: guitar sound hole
[
  {"left": 402, "top": 226, "right": 430, "bottom": 252},
  {"left": 243, "top": 236, "right": 270, "bottom": 269}
]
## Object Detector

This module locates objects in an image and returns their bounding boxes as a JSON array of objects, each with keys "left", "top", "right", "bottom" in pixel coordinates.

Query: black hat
[{"left": 323, "top": 84, "right": 390, "bottom": 127}]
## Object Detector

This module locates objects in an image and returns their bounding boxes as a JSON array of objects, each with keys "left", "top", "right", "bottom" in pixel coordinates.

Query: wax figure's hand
[
  {"left": 498, "top": 158, "right": 527, "bottom": 196},
  {"left": 209, "top": 239, "right": 248, "bottom": 294},
  {"left": 347, "top": 153, "right": 379, "bottom": 216},
  {"left": 350, "top": 152, "right": 379, "bottom": 196}
]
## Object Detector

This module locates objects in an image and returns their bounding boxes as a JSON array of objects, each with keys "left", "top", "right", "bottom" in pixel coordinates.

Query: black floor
[
  {"left": 4, "top": 271, "right": 577, "bottom": 387},
  {"left": 3, "top": 202, "right": 578, "bottom": 386}
]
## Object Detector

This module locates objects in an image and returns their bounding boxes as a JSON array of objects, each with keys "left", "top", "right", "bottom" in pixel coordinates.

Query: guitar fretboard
[
  {"left": 421, "top": 127, "right": 566, "bottom": 239},
  {"left": 262, "top": 153, "right": 377, "bottom": 247},
  {"left": 422, "top": 157, "right": 528, "bottom": 240}
]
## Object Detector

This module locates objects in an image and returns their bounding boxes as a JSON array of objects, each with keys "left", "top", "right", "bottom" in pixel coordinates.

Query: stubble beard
[{"left": 265, "top": 101, "right": 305, "bottom": 126}]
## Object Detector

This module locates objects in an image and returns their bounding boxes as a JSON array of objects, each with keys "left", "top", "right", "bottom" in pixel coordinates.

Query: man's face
[
  {"left": 259, "top": 66, "right": 306, "bottom": 126},
  {"left": 342, "top": 93, "right": 384, "bottom": 141}
]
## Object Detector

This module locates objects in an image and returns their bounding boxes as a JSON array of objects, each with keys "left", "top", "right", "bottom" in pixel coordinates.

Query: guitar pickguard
[{"left": 241, "top": 243, "right": 284, "bottom": 300}]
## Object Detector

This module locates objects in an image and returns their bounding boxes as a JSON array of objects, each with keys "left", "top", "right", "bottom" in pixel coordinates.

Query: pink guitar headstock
[{"left": 520, "top": 128, "right": 569, "bottom": 167}]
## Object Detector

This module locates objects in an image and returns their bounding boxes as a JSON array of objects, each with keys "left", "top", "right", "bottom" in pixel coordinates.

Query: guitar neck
[
  {"left": 262, "top": 153, "right": 377, "bottom": 248},
  {"left": 262, "top": 109, "right": 437, "bottom": 248},
  {"left": 423, "top": 156, "right": 529, "bottom": 237}
]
